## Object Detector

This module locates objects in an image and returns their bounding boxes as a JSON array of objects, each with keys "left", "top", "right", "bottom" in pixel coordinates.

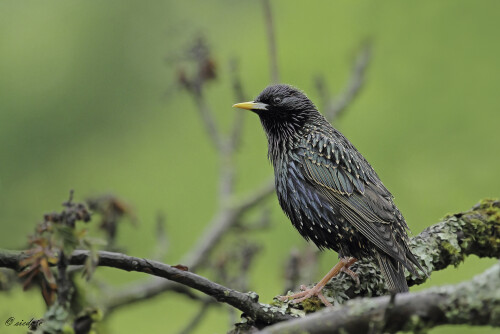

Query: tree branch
[
  {"left": 3, "top": 199, "right": 499, "bottom": 329},
  {"left": 258, "top": 261, "right": 500, "bottom": 334},
  {"left": 5, "top": 249, "right": 294, "bottom": 326}
]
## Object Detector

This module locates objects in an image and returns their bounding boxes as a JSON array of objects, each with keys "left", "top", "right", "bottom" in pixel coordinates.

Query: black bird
[{"left": 233, "top": 84, "right": 424, "bottom": 305}]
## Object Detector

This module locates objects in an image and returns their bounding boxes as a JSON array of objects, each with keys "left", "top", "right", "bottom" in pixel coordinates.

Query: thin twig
[
  {"left": 177, "top": 300, "right": 215, "bottom": 334},
  {"left": 100, "top": 279, "right": 206, "bottom": 313},
  {"left": 230, "top": 178, "right": 275, "bottom": 213},
  {"left": 314, "top": 75, "right": 330, "bottom": 114},
  {"left": 229, "top": 58, "right": 247, "bottom": 153},
  {"left": 181, "top": 178, "right": 274, "bottom": 271},
  {"left": 193, "top": 90, "right": 224, "bottom": 151},
  {"left": 151, "top": 213, "right": 168, "bottom": 261},
  {"left": 283, "top": 244, "right": 319, "bottom": 294},
  {"left": 212, "top": 242, "right": 261, "bottom": 328},
  {"left": 178, "top": 37, "right": 224, "bottom": 151},
  {"left": 325, "top": 42, "right": 372, "bottom": 121},
  {"left": 261, "top": 0, "right": 279, "bottom": 83},
  {"left": 283, "top": 248, "right": 300, "bottom": 294}
]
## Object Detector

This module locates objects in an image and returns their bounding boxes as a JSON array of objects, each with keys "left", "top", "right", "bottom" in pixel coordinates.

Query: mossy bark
[{"left": 258, "top": 263, "right": 500, "bottom": 334}]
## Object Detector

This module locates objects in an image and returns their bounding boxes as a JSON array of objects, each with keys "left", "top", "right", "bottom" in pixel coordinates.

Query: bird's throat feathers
[
  {"left": 259, "top": 113, "right": 314, "bottom": 165},
  {"left": 248, "top": 84, "right": 323, "bottom": 165}
]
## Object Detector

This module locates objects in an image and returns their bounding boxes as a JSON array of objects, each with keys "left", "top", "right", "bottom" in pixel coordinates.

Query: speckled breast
[{"left": 274, "top": 157, "right": 373, "bottom": 259}]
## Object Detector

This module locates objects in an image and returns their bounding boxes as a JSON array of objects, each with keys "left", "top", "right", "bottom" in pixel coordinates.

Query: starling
[{"left": 233, "top": 84, "right": 424, "bottom": 305}]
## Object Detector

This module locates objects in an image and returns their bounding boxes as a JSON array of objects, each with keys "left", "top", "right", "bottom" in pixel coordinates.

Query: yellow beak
[{"left": 232, "top": 101, "right": 268, "bottom": 111}]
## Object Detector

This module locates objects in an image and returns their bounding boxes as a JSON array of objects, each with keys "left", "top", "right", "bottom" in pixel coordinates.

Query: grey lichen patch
[
  {"left": 409, "top": 214, "right": 464, "bottom": 279},
  {"left": 246, "top": 291, "right": 259, "bottom": 302},
  {"left": 38, "top": 302, "right": 73, "bottom": 334},
  {"left": 264, "top": 303, "right": 295, "bottom": 317},
  {"left": 270, "top": 296, "right": 307, "bottom": 317},
  {"left": 270, "top": 293, "right": 319, "bottom": 316},
  {"left": 229, "top": 302, "right": 300, "bottom": 333},
  {"left": 288, "top": 307, "right": 306, "bottom": 318},
  {"left": 440, "top": 241, "right": 464, "bottom": 267},
  {"left": 438, "top": 263, "right": 500, "bottom": 326},
  {"left": 346, "top": 298, "right": 377, "bottom": 316}
]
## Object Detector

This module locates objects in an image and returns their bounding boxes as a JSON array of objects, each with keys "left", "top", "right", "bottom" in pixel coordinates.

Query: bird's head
[
  {"left": 233, "top": 84, "right": 317, "bottom": 125},
  {"left": 233, "top": 84, "right": 322, "bottom": 161}
]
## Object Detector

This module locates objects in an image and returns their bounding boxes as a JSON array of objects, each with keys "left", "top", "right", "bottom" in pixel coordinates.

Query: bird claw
[
  {"left": 277, "top": 258, "right": 357, "bottom": 307},
  {"left": 341, "top": 266, "right": 360, "bottom": 287},
  {"left": 278, "top": 286, "right": 333, "bottom": 307}
]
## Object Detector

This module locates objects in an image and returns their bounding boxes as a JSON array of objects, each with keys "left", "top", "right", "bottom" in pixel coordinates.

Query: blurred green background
[{"left": 1, "top": 1, "right": 499, "bottom": 333}]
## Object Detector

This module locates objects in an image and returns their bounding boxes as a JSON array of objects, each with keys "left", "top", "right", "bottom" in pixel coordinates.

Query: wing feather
[{"left": 296, "top": 140, "right": 420, "bottom": 274}]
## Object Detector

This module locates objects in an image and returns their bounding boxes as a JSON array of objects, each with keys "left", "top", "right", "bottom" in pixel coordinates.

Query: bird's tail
[{"left": 375, "top": 252, "right": 408, "bottom": 293}]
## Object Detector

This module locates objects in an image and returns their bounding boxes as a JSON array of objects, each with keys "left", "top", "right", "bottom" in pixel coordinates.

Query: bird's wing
[{"left": 295, "top": 136, "right": 413, "bottom": 268}]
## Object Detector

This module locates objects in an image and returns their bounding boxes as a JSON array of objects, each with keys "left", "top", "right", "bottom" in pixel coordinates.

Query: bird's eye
[{"left": 273, "top": 97, "right": 282, "bottom": 104}]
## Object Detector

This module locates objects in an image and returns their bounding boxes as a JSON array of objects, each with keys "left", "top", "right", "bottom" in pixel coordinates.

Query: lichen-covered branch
[
  {"left": 258, "top": 261, "right": 500, "bottom": 334},
  {"left": 2, "top": 199, "right": 499, "bottom": 330}
]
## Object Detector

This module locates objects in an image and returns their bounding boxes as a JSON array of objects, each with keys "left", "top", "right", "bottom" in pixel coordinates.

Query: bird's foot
[
  {"left": 278, "top": 284, "right": 332, "bottom": 307},
  {"left": 341, "top": 266, "right": 360, "bottom": 287},
  {"left": 278, "top": 258, "right": 358, "bottom": 307}
]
